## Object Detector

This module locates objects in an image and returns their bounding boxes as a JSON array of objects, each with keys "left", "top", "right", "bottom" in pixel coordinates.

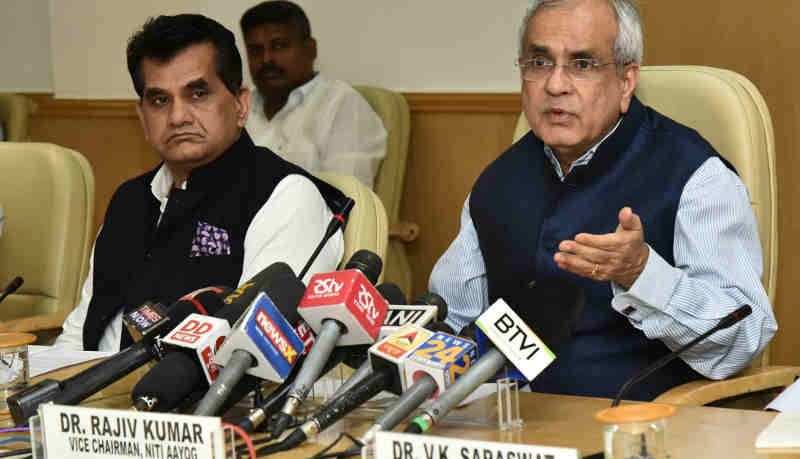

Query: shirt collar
[
  {"left": 150, "top": 164, "right": 186, "bottom": 212},
  {"left": 251, "top": 72, "right": 322, "bottom": 120},
  {"left": 543, "top": 117, "right": 624, "bottom": 181}
]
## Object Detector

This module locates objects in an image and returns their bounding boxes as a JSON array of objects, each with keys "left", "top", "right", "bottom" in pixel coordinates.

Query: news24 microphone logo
[
  {"left": 475, "top": 299, "right": 555, "bottom": 382},
  {"left": 405, "top": 332, "right": 477, "bottom": 395},
  {"left": 161, "top": 314, "right": 231, "bottom": 383}
]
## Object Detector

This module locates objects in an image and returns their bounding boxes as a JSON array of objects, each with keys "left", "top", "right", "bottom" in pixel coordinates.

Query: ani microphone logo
[{"left": 255, "top": 310, "right": 298, "bottom": 364}]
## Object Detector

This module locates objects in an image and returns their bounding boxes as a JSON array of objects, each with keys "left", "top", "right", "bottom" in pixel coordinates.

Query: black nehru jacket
[{"left": 83, "top": 130, "right": 346, "bottom": 350}]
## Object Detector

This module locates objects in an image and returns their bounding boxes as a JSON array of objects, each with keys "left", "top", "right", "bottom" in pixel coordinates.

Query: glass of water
[
  {"left": 594, "top": 403, "right": 676, "bottom": 459},
  {"left": 0, "top": 332, "right": 36, "bottom": 411}
]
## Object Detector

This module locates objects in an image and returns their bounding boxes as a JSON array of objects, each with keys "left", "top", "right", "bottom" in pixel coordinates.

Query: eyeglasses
[{"left": 517, "top": 56, "right": 615, "bottom": 81}]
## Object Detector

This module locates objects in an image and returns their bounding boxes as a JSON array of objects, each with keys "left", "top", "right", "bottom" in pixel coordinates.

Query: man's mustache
[{"left": 257, "top": 64, "right": 285, "bottom": 79}]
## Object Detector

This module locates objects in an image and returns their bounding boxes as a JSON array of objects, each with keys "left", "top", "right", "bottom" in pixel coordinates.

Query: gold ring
[{"left": 591, "top": 264, "right": 599, "bottom": 277}]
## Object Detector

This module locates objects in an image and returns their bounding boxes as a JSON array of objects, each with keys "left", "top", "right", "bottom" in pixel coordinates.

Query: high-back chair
[
  {"left": 315, "top": 172, "right": 388, "bottom": 281},
  {"left": 353, "top": 86, "right": 415, "bottom": 296},
  {"left": 0, "top": 143, "right": 94, "bottom": 334},
  {"left": 0, "top": 94, "right": 38, "bottom": 141},
  {"left": 513, "top": 65, "right": 798, "bottom": 405}
]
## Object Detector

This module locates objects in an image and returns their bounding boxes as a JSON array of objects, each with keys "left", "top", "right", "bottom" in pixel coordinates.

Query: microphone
[
  {"left": 376, "top": 283, "right": 407, "bottom": 305},
  {"left": 328, "top": 291, "right": 448, "bottom": 403},
  {"left": 404, "top": 298, "right": 569, "bottom": 434},
  {"left": 270, "top": 250, "right": 387, "bottom": 437},
  {"left": 232, "top": 283, "right": 408, "bottom": 433},
  {"left": 193, "top": 276, "right": 306, "bottom": 416},
  {"left": 0, "top": 276, "right": 23, "bottom": 305},
  {"left": 132, "top": 262, "right": 304, "bottom": 415},
  {"left": 257, "top": 324, "right": 438, "bottom": 454},
  {"left": 8, "top": 288, "right": 228, "bottom": 426},
  {"left": 298, "top": 197, "right": 354, "bottom": 280},
  {"left": 611, "top": 304, "right": 753, "bottom": 407},
  {"left": 359, "top": 329, "right": 476, "bottom": 445}
]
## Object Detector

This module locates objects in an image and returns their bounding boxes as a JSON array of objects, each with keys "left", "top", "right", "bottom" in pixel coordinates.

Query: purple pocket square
[{"left": 190, "top": 221, "right": 231, "bottom": 257}]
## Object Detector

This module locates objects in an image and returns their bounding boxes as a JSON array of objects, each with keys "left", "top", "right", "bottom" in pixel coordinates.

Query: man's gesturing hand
[{"left": 553, "top": 207, "right": 649, "bottom": 289}]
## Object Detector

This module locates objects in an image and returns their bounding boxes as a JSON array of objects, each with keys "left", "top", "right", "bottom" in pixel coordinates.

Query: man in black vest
[
  {"left": 56, "top": 14, "right": 344, "bottom": 351},
  {"left": 429, "top": 0, "right": 776, "bottom": 400}
]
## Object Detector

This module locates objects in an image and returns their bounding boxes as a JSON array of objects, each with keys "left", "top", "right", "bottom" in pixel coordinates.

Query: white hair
[{"left": 518, "top": 0, "right": 643, "bottom": 73}]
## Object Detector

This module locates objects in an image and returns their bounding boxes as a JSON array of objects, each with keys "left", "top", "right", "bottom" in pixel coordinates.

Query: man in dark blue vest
[
  {"left": 56, "top": 15, "right": 344, "bottom": 351},
  {"left": 429, "top": 0, "right": 777, "bottom": 400}
]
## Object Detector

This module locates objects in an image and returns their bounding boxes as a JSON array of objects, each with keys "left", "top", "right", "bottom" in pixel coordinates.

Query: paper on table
[
  {"left": 755, "top": 412, "right": 800, "bottom": 448},
  {"left": 765, "top": 377, "right": 800, "bottom": 413},
  {"left": 27, "top": 345, "right": 113, "bottom": 378}
]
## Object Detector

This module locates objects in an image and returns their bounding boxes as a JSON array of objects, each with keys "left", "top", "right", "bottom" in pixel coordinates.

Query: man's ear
[
  {"left": 619, "top": 63, "right": 639, "bottom": 114},
  {"left": 306, "top": 37, "right": 317, "bottom": 61},
  {"left": 235, "top": 87, "right": 251, "bottom": 127},
  {"left": 135, "top": 100, "right": 150, "bottom": 142}
]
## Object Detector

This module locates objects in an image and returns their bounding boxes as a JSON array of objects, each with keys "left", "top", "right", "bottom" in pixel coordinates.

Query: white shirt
[
  {"left": 246, "top": 73, "right": 387, "bottom": 188},
  {"left": 56, "top": 165, "right": 344, "bottom": 352},
  {"left": 430, "top": 145, "right": 776, "bottom": 381}
]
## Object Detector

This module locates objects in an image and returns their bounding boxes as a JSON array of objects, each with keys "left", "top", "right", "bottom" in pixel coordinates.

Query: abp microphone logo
[{"left": 255, "top": 310, "right": 298, "bottom": 365}]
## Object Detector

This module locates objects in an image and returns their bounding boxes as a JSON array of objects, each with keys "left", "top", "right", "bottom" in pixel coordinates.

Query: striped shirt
[{"left": 429, "top": 139, "right": 777, "bottom": 380}]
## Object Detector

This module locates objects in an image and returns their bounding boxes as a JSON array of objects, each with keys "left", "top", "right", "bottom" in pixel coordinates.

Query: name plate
[
  {"left": 32, "top": 404, "right": 224, "bottom": 459},
  {"left": 375, "top": 432, "right": 579, "bottom": 459}
]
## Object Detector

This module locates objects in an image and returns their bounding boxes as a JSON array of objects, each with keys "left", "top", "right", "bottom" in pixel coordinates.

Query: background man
[
  {"left": 429, "top": 0, "right": 777, "bottom": 400},
  {"left": 56, "top": 14, "right": 344, "bottom": 351},
  {"left": 241, "top": 1, "right": 387, "bottom": 188}
]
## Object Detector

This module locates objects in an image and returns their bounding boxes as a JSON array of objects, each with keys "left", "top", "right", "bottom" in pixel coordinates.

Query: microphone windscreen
[
  {"left": 163, "top": 290, "right": 229, "bottom": 331},
  {"left": 217, "top": 262, "right": 297, "bottom": 324},
  {"left": 413, "top": 292, "right": 448, "bottom": 321},
  {"left": 132, "top": 352, "right": 203, "bottom": 411},
  {"left": 344, "top": 250, "right": 382, "bottom": 284},
  {"left": 376, "top": 283, "right": 407, "bottom": 305}
]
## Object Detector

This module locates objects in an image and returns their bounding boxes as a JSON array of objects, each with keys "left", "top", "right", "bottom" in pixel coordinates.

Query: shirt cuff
[{"left": 610, "top": 244, "right": 682, "bottom": 322}]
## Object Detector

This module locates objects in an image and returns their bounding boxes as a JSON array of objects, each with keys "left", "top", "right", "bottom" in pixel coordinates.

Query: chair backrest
[
  {"left": 0, "top": 94, "right": 38, "bottom": 141},
  {"left": 354, "top": 85, "right": 414, "bottom": 294},
  {"left": 0, "top": 143, "right": 95, "bottom": 332},
  {"left": 513, "top": 65, "right": 778, "bottom": 369},
  {"left": 315, "top": 172, "right": 389, "bottom": 282}
]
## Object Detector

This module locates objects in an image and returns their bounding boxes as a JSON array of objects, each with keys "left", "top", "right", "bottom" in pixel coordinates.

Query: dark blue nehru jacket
[
  {"left": 469, "top": 97, "right": 730, "bottom": 400},
  {"left": 83, "top": 131, "right": 345, "bottom": 351}
]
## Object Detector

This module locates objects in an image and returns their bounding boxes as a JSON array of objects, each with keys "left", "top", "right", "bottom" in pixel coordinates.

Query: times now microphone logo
[{"left": 255, "top": 310, "right": 298, "bottom": 365}]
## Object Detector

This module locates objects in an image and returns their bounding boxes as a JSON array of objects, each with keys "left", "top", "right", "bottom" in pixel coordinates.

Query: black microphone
[
  {"left": 270, "top": 250, "right": 386, "bottom": 437},
  {"left": 131, "top": 262, "right": 302, "bottom": 415},
  {"left": 0, "top": 276, "right": 23, "bottom": 305},
  {"left": 298, "top": 197, "right": 354, "bottom": 280},
  {"left": 376, "top": 283, "right": 407, "bottom": 305},
  {"left": 8, "top": 289, "right": 228, "bottom": 425},
  {"left": 611, "top": 304, "right": 753, "bottom": 407}
]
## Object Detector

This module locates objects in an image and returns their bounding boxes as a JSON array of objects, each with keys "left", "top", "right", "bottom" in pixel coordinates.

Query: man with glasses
[{"left": 429, "top": 0, "right": 776, "bottom": 400}]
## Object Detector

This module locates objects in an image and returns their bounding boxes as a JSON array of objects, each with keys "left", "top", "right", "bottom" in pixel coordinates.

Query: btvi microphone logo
[
  {"left": 476, "top": 299, "right": 555, "bottom": 381},
  {"left": 356, "top": 284, "right": 380, "bottom": 325},
  {"left": 255, "top": 310, "right": 298, "bottom": 365},
  {"left": 312, "top": 277, "right": 344, "bottom": 297}
]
